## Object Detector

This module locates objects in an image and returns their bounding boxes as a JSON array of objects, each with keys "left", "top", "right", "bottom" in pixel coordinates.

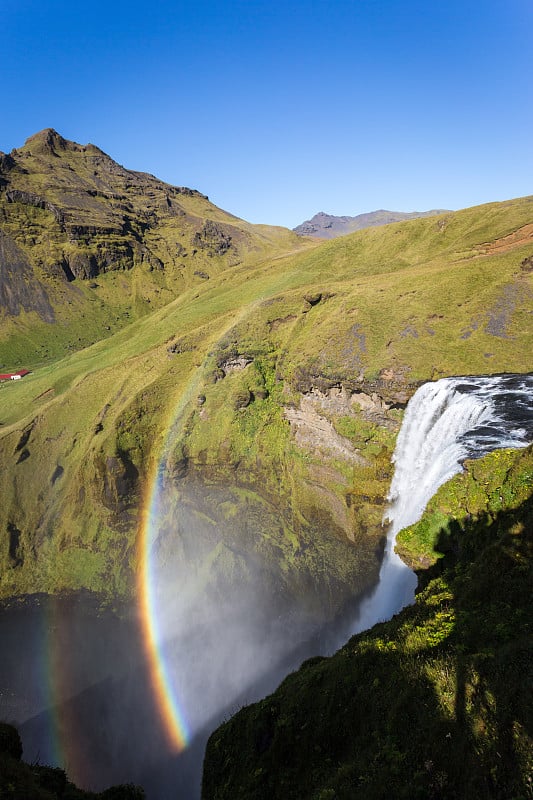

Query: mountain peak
[
  {"left": 22, "top": 128, "right": 70, "bottom": 154},
  {"left": 294, "top": 208, "right": 449, "bottom": 239}
]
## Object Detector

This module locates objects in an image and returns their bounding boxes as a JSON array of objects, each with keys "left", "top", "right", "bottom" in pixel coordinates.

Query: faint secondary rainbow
[
  {"left": 42, "top": 601, "right": 66, "bottom": 768},
  {"left": 43, "top": 597, "right": 92, "bottom": 784}
]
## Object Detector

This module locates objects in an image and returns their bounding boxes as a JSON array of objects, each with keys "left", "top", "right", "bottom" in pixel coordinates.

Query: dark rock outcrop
[
  {"left": 0, "top": 722, "right": 22, "bottom": 760},
  {"left": 193, "top": 219, "right": 233, "bottom": 256},
  {"left": 5, "top": 189, "right": 64, "bottom": 223},
  {"left": 0, "top": 720, "right": 146, "bottom": 798},
  {"left": 0, "top": 231, "right": 55, "bottom": 321}
]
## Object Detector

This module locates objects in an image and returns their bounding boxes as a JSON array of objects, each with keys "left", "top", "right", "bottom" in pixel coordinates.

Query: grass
[
  {"left": 1, "top": 147, "right": 532, "bottom": 795},
  {"left": 0, "top": 129, "right": 314, "bottom": 369}
]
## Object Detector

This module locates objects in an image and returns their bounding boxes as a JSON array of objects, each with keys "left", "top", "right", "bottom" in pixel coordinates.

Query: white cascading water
[{"left": 351, "top": 373, "right": 533, "bottom": 635}]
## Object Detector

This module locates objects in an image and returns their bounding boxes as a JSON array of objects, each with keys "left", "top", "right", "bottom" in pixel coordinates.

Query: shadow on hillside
[
  {"left": 417, "top": 494, "right": 533, "bottom": 797},
  {"left": 202, "top": 494, "right": 533, "bottom": 800}
]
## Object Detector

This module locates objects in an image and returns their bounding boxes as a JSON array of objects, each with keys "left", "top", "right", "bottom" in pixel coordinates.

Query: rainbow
[
  {"left": 135, "top": 364, "right": 207, "bottom": 753},
  {"left": 42, "top": 599, "right": 67, "bottom": 769},
  {"left": 42, "top": 596, "right": 98, "bottom": 786},
  {"left": 135, "top": 308, "right": 255, "bottom": 751},
  {"left": 137, "top": 462, "right": 190, "bottom": 752}
]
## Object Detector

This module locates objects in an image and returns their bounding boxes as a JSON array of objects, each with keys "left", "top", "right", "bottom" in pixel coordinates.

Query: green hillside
[{"left": 0, "top": 167, "right": 531, "bottom": 621}]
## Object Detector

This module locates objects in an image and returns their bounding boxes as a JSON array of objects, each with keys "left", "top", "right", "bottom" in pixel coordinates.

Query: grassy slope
[
  {"left": 202, "top": 444, "right": 533, "bottom": 800},
  {"left": 0, "top": 195, "right": 531, "bottom": 609}
]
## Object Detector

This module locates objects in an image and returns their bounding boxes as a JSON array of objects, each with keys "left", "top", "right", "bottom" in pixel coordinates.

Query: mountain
[
  {"left": 293, "top": 208, "right": 449, "bottom": 238},
  {"left": 0, "top": 136, "right": 531, "bottom": 605},
  {"left": 0, "top": 131, "right": 532, "bottom": 798},
  {"left": 0, "top": 128, "right": 307, "bottom": 367}
]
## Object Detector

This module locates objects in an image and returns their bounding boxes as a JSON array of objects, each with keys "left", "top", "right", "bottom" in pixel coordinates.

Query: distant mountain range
[{"left": 293, "top": 208, "right": 449, "bottom": 238}]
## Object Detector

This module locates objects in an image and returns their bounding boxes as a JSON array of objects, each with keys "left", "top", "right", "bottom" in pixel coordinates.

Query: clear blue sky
[{"left": 1, "top": 0, "right": 532, "bottom": 228}]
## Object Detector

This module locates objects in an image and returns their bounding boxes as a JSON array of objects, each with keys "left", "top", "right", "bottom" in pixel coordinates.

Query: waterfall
[{"left": 350, "top": 373, "right": 533, "bottom": 636}]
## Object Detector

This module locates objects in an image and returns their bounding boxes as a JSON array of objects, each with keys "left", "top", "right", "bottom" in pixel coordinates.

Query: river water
[{"left": 0, "top": 373, "right": 531, "bottom": 798}]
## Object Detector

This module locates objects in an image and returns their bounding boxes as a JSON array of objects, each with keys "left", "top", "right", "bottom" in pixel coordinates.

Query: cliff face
[
  {"left": 0, "top": 130, "right": 181, "bottom": 294},
  {"left": 0, "top": 135, "right": 532, "bottom": 797},
  {"left": 0, "top": 228, "right": 55, "bottom": 321},
  {"left": 1, "top": 128, "right": 215, "bottom": 282},
  {"left": 0, "top": 721, "right": 145, "bottom": 799}
]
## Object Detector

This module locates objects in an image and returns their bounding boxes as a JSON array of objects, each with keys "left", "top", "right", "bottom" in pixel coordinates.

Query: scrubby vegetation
[{"left": 0, "top": 722, "right": 144, "bottom": 799}]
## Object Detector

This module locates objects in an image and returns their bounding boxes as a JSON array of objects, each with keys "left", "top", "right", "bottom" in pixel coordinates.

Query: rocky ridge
[{"left": 294, "top": 208, "right": 449, "bottom": 238}]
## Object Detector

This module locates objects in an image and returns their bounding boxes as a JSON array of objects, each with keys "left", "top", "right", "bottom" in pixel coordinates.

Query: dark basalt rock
[
  {"left": 0, "top": 230, "right": 56, "bottom": 319},
  {"left": 0, "top": 151, "right": 16, "bottom": 174},
  {"left": 7, "top": 521, "right": 23, "bottom": 567},
  {"left": 5, "top": 189, "right": 64, "bottom": 223},
  {"left": 50, "top": 464, "right": 64, "bottom": 485},
  {"left": 66, "top": 251, "right": 99, "bottom": 279},
  {"left": 303, "top": 291, "right": 322, "bottom": 306},
  {"left": 14, "top": 423, "right": 34, "bottom": 453},
  {"left": 16, "top": 448, "right": 30, "bottom": 464},
  {"left": 193, "top": 219, "right": 233, "bottom": 256},
  {"left": 0, "top": 722, "right": 22, "bottom": 759},
  {"left": 98, "top": 449, "right": 139, "bottom": 518},
  {"left": 520, "top": 254, "right": 533, "bottom": 272},
  {"left": 233, "top": 388, "right": 253, "bottom": 409}
]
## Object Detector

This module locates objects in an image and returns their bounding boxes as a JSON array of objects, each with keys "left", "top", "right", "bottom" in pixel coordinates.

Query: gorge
[{"left": 202, "top": 382, "right": 533, "bottom": 800}]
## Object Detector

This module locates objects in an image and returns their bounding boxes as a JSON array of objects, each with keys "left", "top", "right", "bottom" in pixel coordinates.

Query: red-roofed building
[{"left": 0, "top": 369, "right": 31, "bottom": 381}]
